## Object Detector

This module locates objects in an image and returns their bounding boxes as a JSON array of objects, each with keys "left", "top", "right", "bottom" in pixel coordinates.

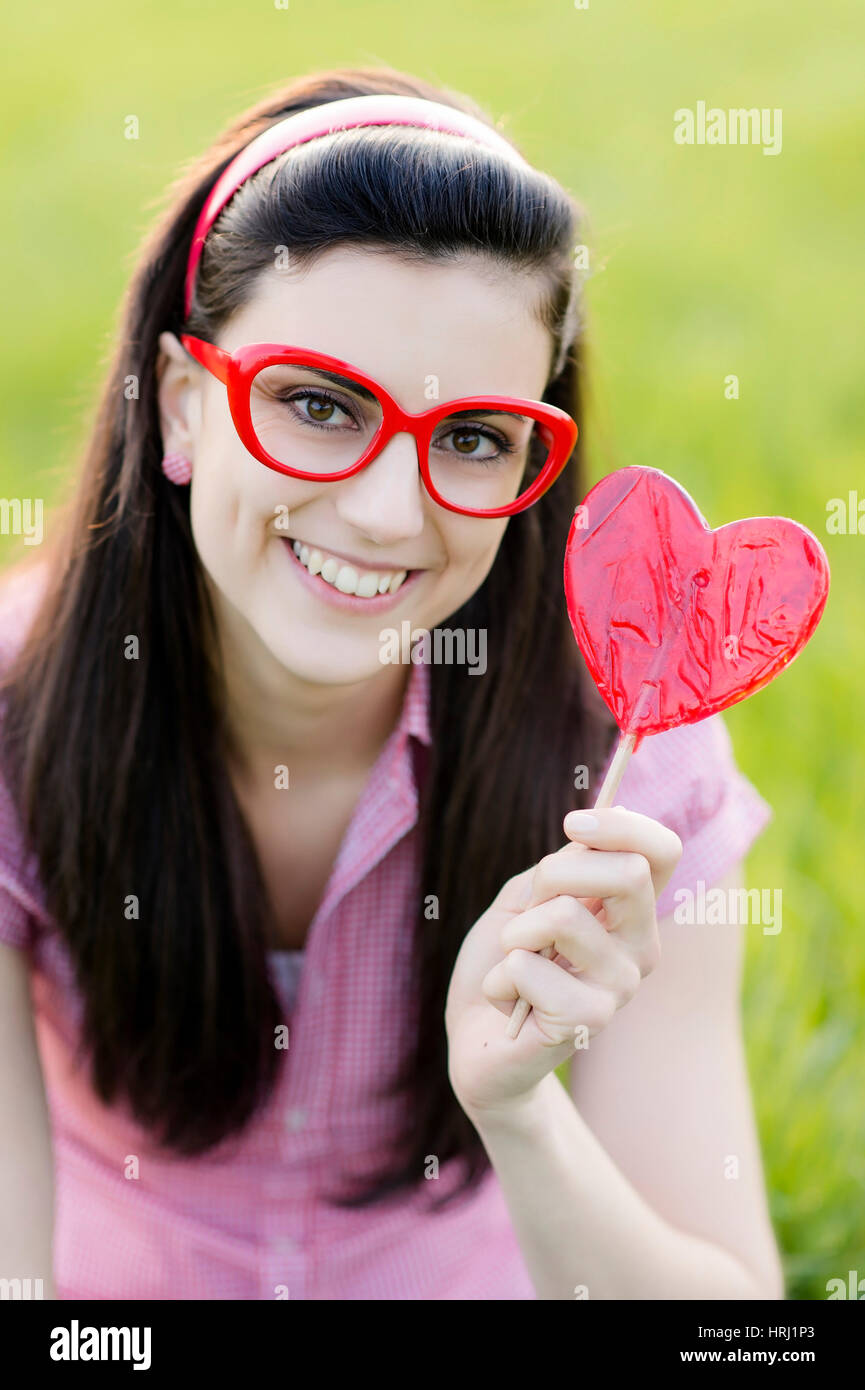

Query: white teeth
[
  {"left": 334, "top": 564, "right": 359, "bottom": 594},
  {"left": 287, "top": 538, "right": 411, "bottom": 599},
  {"left": 356, "top": 572, "right": 380, "bottom": 598}
]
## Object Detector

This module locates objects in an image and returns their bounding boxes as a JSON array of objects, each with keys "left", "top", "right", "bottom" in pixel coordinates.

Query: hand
[{"left": 445, "top": 806, "right": 683, "bottom": 1119}]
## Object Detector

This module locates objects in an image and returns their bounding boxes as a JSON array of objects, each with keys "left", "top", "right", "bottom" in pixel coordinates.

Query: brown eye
[
  {"left": 306, "top": 397, "right": 335, "bottom": 422},
  {"left": 452, "top": 429, "right": 482, "bottom": 454}
]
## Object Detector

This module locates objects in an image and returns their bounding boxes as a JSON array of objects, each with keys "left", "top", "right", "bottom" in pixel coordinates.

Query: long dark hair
[{"left": 0, "top": 65, "right": 615, "bottom": 1209}]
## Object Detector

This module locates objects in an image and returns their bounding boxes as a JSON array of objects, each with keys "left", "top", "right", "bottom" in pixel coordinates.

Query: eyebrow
[
  {"left": 447, "top": 407, "right": 530, "bottom": 424},
  {"left": 304, "top": 369, "right": 529, "bottom": 422},
  {"left": 303, "top": 368, "right": 378, "bottom": 402}
]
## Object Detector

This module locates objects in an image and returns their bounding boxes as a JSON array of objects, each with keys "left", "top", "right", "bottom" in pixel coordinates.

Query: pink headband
[{"left": 183, "top": 93, "right": 528, "bottom": 320}]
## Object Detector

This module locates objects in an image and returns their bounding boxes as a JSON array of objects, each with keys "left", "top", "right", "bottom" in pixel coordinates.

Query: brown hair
[{"left": 0, "top": 65, "right": 615, "bottom": 1210}]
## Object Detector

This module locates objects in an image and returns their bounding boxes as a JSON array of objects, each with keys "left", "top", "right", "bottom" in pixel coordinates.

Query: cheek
[
  {"left": 445, "top": 520, "right": 508, "bottom": 579},
  {"left": 189, "top": 435, "right": 306, "bottom": 567},
  {"left": 435, "top": 521, "right": 508, "bottom": 610},
  {"left": 187, "top": 480, "right": 241, "bottom": 603},
  {"left": 187, "top": 462, "right": 270, "bottom": 593}
]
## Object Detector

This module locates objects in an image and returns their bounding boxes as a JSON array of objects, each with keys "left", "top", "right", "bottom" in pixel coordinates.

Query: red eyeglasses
[{"left": 180, "top": 335, "right": 577, "bottom": 518}]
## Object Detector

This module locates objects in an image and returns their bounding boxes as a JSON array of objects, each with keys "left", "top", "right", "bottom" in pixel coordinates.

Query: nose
[{"left": 332, "top": 430, "right": 427, "bottom": 543}]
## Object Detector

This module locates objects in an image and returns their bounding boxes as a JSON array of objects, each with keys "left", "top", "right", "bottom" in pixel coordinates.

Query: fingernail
[{"left": 565, "top": 811, "right": 599, "bottom": 832}]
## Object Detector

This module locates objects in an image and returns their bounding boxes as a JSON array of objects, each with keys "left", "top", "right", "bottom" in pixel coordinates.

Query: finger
[
  {"left": 493, "top": 865, "right": 536, "bottom": 916},
  {"left": 500, "top": 895, "right": 640, "bottom": 994},
  {"left": 562, "top": 806, "right": 683, "bottom": 896},
  {"left": 524, "top": 846, "right": 658, "bottom": 951},
  {"left": 483, "top": 950, "right": 617, "bottom": 1044}
]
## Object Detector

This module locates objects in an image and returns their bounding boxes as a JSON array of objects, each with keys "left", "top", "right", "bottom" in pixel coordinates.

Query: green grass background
[{"left": 1, "top": 0, "right": 862, "bottom": 1299}]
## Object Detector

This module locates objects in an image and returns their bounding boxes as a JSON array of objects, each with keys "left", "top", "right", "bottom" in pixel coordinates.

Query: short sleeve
[
  {"left": 0, "top": 885, "right": 32, "bottom": 952},
  {"left": 608, "top": 715, "right": 773, "bottom": 920}
]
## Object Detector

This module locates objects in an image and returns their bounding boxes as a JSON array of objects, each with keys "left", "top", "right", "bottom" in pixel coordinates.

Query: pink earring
[{"left": 161, "top": 451, "right": 192, "bottom": 486}]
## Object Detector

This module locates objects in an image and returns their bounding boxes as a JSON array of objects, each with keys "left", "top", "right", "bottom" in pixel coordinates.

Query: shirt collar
[{"left": 397, "top": 655, "right": 432, "bottom": 749}]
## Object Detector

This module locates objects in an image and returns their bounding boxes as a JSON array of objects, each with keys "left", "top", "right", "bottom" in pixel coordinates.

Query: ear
[{"left": 156, "top": 331, "right": 202, "bottom": 458}]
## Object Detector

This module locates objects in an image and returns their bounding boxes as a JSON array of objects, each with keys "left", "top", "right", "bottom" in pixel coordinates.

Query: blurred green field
[{"left": 1, "top": 0, "right": 862, "bottom": 1299}]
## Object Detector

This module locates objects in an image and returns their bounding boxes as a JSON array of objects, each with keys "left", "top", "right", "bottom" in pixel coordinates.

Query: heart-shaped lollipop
[
  {"left": 505, "top": 465, "right": 830, "bottom": 1040},
  {"left": 563, "top": 466, "right": 829, "bottom": 744}
]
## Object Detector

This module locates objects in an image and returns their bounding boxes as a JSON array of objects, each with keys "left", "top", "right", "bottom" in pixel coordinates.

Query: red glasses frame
[{"left": 180, "top": 334, "right": 578, "bottom": 518}]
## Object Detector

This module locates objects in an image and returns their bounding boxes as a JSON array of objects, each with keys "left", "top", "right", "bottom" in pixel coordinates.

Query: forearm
[
  {"left": 0, "top": 949, "right": 56, "bottom": 1298},
  {"left": 0, "top": 1162, "right": 55, "bottom": 1300},
  {"left": 466, "top": 1072, "right": 778, "bottom": 1302},
  {"left": 0, "top": 1118, "right": 56, "bottom": 1298}
]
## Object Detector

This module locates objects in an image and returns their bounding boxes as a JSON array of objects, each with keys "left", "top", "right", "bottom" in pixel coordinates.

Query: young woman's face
[{"left": 159, "top": 246, "right": 555, "bottom": 685}]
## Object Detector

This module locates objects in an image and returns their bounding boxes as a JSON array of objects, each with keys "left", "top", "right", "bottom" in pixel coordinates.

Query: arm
[
  {"left": 464, "top": 863, "right": 784, "bottom": 1301},
  {"left": 0, "top": 941, "right": 56, "bottom": 1298}
]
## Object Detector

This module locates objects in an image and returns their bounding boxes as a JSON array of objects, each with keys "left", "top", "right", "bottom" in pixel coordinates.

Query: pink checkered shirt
[{"left": 0, "top": 563, "right": 771, "bottom": 1300}]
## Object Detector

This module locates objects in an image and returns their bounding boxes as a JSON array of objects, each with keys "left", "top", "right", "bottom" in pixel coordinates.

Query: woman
[{"left": 0, "top": 65, "right": 783, "bottom": 1299}]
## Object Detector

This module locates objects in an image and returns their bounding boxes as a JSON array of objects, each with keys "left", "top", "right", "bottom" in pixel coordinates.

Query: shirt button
[{"left": 285, "top": 1107, "right": 306, "bottom": 1132}]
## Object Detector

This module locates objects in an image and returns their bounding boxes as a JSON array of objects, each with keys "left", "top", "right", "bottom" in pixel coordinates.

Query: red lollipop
[
  {"left": 505, "top": 465, "right": 830, "bottom": 1040},
  {"left": 565, "top": 466, "right": 829, "bottom": 746}
]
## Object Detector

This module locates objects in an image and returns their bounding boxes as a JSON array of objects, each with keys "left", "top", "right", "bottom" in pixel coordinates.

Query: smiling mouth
[{"left": 285, "top": 537, "right": 414, "bottom": 598}]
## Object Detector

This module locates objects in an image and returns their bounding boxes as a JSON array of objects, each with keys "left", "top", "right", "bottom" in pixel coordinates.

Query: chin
[{"left": 256, "top": 623, "right": 396, "bottom": 687}]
